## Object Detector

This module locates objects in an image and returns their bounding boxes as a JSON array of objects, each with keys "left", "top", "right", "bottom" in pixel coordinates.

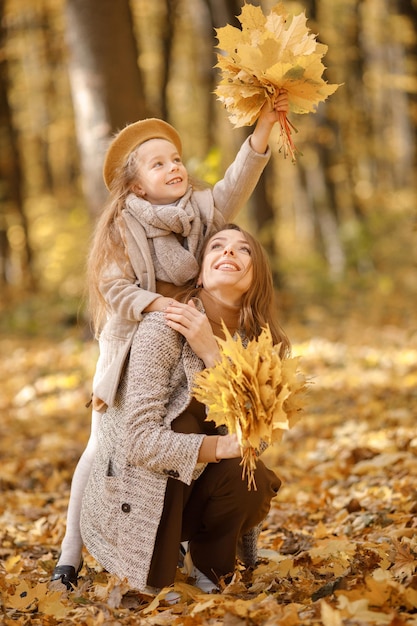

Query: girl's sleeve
[
  {"left": 121, "top": 313, "right": 206, "bottom": 485},
  {"left": 99, "top": 260, "right": 159, "bottom": 322},
  {"left": 211, "top": 136, "right": 271, "bottom": 221}
]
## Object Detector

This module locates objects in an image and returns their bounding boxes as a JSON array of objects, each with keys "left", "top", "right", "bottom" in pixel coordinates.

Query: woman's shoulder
[
  {"left": 135, "top": 311, "right": 182, "bottom": 349},
  {"left": 127, "top": 312, "right": 184, "bottom": 373},
  {"left": 139, "top": 310, "right": 171, "bottom": 331}
]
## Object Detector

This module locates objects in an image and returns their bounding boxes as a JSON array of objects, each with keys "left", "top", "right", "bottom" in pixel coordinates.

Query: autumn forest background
[{"left": 1, "top": 0, "right": 417, "bottom": 624}]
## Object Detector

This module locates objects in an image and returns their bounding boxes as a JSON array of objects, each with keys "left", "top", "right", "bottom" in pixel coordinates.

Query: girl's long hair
[
  {"left": 87, "top": 148, "right": 145, "bottom": 335},
  {"left": 181, "top": 223, "right": 291, "bottom": 358},
  {"left": 86, "top": 145, "right": 208, "bottom": 336}
]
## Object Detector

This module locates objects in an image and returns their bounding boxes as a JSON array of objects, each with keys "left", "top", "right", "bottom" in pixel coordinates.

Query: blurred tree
[
  {"left": 65, "top": 0, "right": 147, "bottom": 216},
  {"left": 0, "top": 0, "right": 35, "bottom": 289},
  {"left": 0, "top": 0, "right": 415, "bottom": 309},
  {"left": 203, "top": 0, "right": 281, "bottom": 276},
  {"left": 203, "top": 0, "right": 247, "bottom": 142},
  {"left": 159, "top": 0, "right": 175, "bottom": 121}
]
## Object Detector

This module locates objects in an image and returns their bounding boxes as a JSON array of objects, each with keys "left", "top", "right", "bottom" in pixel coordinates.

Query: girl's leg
[{"left": 54, "top": 409, "right": 102, "bottom": 569}]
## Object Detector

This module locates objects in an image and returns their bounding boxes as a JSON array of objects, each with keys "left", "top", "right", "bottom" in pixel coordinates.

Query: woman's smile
[
  {"left": 197, "top": 229, "right": 254, "bottom": 305},
  {"left": 214, "top": 260, "right": 240, "bottom": 271}
]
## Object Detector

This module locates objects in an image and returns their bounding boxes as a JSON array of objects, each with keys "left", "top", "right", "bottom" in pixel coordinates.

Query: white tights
[{"left": 56, "top": 409, "right": 102, "bottom": 568}]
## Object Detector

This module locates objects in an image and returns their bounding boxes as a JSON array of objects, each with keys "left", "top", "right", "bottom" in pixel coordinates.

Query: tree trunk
[
  {"left": 203, "top": 0, "right": 249, "bottom": 148},
  {"left": 159, "top": 0, "right": 176, "bottom": 121},
  {"left": 65, "top": 0, "right": 147, "bottom": 217},
  {"left": 397, "top": 0, "right": 417, "bottom": 171},
  {"left": 0, "top": 0, "right": 35, "bottom": 290}
]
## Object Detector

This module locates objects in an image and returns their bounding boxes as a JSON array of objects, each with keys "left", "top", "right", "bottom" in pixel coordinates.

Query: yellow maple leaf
[
  {"left": 3, "top": 554, "right": 22, "bottom": 575},
  {"left": 336, "top": 595, "right": 393, "bottom": 624},
  {"left": 214, "top": 2, "right": 341, "bottom": 160},
  {"left": 37, "top": 590, "right": 69, "bottom": 619},
  {"left": 321, "top": 600, "right": 343, "bottom": 626},
  {"left": 6, "top": 580, "right": 48, "bottom": 611},
  {"left": 193, "top": 322, "right": 308, "bottom": 489},
  {"left": 389, "top": 539, "right": 417, "bottom": 580}
]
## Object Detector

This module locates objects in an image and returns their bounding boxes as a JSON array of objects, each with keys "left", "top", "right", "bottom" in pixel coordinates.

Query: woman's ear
[{"left": 195, "top": 273, "right": 203, "bottom": 288}]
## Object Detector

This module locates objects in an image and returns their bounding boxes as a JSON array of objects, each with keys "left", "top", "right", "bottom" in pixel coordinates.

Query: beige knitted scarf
[{"left": 124, "top": 189, "right": 203, "bottom": 286}]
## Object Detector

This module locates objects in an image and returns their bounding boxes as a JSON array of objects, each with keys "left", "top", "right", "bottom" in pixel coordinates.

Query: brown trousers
[{"left": 147, "top": 400, "right": 281, "bottom": 588}]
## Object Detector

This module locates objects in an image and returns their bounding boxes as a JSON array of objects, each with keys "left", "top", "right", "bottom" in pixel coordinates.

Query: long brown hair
[
  {"left": 86, "top": 148, "right": 147, "bottom": 335},
  {"left": 181, "top": 224, "right": 291, "bottom": 358}
]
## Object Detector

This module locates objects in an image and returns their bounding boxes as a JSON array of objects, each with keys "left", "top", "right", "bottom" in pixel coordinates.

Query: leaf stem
[
  {"left": 278, "top": 111, "right": 299, "bottom": 162},
  {"left": 240, "top": 447, "right": 258, "bottom": 491}
]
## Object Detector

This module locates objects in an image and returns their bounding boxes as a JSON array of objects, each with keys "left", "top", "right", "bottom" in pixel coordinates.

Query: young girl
[
  {"left": 80, "top": 224, "right": 289, "bottom": 601},
  {"left": 51, "top": 93, "right": 288, "bottom": 589}
]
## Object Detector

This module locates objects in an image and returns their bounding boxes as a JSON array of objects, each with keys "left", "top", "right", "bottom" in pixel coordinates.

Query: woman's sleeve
[{"left": 121, "top": 313, "right": 206, "bottom": 485}]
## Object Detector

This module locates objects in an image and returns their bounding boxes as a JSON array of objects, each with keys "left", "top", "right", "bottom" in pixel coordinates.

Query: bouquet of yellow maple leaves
[
  {"left": 193, "top": 323, "right": 308, "bottom": 490},
  {"left": 214, "top": 2, "right": 341, "bottom": 160}
]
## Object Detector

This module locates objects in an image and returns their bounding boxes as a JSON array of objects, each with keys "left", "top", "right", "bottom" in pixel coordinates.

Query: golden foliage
[
  {"left": 214, "top": 2, "right": 341, "bottom": 159},
  {"left": 193, "top": 323, "right": 308, "bottom": 489},
  {"left": 1, "top": 312, "right": 417, "bottom": 624}
]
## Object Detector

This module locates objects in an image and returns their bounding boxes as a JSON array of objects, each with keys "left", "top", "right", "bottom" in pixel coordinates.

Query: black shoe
[{"left": 51, "top": 561, "right": 83, "bottom": 590}]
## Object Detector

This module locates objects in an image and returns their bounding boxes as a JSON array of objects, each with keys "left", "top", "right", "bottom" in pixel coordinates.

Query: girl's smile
[{"left": 132, "top": 138, "right": 189, "bottom": 204}]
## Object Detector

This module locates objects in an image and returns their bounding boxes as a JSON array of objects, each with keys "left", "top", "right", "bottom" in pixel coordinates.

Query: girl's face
[
  {"left": 132, "top": 139, "right": 188, "bottom": 204},
  {"left": 198, "top": 229, "right": 254, "bottom": 305}
]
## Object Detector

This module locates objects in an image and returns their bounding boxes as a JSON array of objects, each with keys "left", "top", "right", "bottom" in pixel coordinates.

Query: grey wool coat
[
  {"left": 81, "top": 311, "right": 217, "bottom": 591},
  {"left": 93, "top": 136, "right": 271, "bottom": 408}
]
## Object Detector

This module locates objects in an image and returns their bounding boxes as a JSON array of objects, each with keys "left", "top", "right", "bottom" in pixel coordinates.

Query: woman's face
[{"left": 198, "top": 229, "right": 253, "bottom": 305}]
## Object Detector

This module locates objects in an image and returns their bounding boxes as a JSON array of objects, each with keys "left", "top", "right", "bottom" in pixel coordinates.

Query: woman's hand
[
  {"left": 215, "top": 433, "right": 242, "bottom": 459},
  {"left": 164, "top": 299, "right": 220, "bottom": 367}
]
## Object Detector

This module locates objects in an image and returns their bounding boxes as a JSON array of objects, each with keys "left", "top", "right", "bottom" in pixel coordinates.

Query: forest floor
[{"left": 0, "top": 293, "right": 417, "bottom": 625}]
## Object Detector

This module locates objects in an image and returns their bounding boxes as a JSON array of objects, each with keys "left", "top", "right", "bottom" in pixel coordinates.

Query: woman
[
  {"left": 52, "top": 96, "right": 289, "bottom": 589},
  {"left": 80, "top": 224, "right": 289, "bottom": 601}
]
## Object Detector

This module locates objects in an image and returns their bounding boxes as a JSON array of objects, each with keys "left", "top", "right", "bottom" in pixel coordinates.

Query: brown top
[
  {"left": 199, "top": 289, "right": 240, "bottom": 339},
  {"left": 174, "top": 288, "right": 241, "bottom": 463}
]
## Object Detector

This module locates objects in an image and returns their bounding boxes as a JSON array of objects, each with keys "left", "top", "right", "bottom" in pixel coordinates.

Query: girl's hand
[
  {"left": 259, "top": 89, "right": 289, "bottom": 123},
  {"left": 144, "top": 296, "right": 175, "bottom": 313},
  {"left": 164, "top": 299, "right": 220, "bottom": 367},
  {"left": 251, "top": 89, "right": 288, "bottom": 154}
]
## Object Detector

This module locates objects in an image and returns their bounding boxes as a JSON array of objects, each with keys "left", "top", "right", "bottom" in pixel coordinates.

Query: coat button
[
  {"left": 163, "top": 469, "right": 180, "bottom": 478},
  {"left": 121, "top": 503, "right": 131, "bottom": 513}
]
